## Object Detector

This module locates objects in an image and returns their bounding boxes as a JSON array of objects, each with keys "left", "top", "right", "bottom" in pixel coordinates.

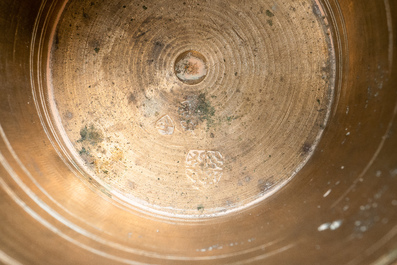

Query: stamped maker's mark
[
  {"left": 185, "top": 150, "right": 224, "bottom": 189},
  {"left": 156, "top": 115, "right": 175, "bottom": 135}
]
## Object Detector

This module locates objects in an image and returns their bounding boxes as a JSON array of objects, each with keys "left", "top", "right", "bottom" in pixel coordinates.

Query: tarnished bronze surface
[
  {"left": 0, "top": 0, "right": 396, "bottom": 264},
  {"left": 50, "top": 0, "right": 334, "bottom": 217}
]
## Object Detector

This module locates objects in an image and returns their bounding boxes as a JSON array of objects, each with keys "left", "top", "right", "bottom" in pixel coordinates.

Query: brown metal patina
[{"left": 0, "top": 0, "right": 396, "bottom": 264}]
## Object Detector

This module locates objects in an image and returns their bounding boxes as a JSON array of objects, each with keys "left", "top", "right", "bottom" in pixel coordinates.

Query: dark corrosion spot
[
  {"left": 302, "top": 142, "right": 312, "bottom": 154},
  {"left": 77, "top": 125, "right": 103, "bottom": 145},
  {"left": 128, "top": 93, "right": 137, "bottom": 104},
  {"left": 266, "top": 10, "right": 274, "bottom": 17}
]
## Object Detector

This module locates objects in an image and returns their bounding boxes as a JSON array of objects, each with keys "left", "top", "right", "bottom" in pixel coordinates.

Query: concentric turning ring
[{"left": 49, "top": 0, "right": 335, "bottom": 217}]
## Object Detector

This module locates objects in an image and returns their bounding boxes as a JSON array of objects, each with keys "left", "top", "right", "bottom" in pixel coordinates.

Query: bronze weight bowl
[{"left": 0, "top": 0, "right": 396, "bottom": 264}]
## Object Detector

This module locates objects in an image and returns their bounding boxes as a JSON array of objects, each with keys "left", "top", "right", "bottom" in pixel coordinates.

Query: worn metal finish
[
  {"left": 50, "top": 0, "right": 334, "bottom": 217},
  {"left": 0, "top": 0, "right": 396, "bottom": 264}
]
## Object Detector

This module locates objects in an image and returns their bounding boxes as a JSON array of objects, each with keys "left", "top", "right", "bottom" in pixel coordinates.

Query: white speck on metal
[
  {"left": 330, "top": 220, "right": 343, "bottom": 230},
  {"left": 323, "top": 189, "right": 331, "bottom": 197},
  {"left": 318, "top": 223, "right": 331, "bottom": 231},
  {"left": 318, "top": 220, "right": 343, "bottom": 231}
]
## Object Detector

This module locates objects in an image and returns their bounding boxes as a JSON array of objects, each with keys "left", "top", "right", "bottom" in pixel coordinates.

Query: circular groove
[{"left": 49, "top": 0, "right": 335, "bottom": 217}]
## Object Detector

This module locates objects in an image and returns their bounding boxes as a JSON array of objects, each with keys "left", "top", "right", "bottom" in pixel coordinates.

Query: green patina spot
[
  {"left": 266, "top": 10, "right": 274, "bottom": 17},
  {"left": 79, "top": 146, "right": 88, "bottom": 155},
  {"left": 77, "top": 125, "right": 103, "bottom": 145},
  {"left": 226, "top": 115, "right": 239, "bottom": 123},
  {"left": 179, "top": 93, "right": 216, "bottom": 130},
  {"left": 197, "top": 93, "right": 215, "bottom": 128}
]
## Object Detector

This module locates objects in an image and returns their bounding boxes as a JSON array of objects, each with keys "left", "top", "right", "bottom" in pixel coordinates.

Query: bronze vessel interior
[{"left": 0, "top": 0, "right": 397, "bottom": 264}]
